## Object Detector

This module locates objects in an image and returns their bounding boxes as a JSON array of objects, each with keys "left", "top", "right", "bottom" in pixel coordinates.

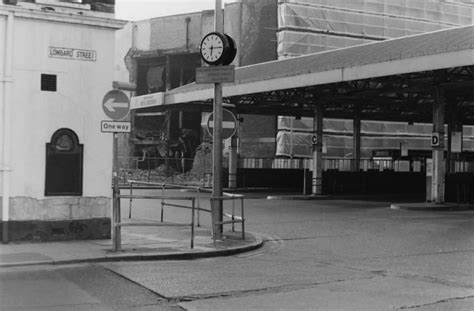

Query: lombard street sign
[{"left": 49, "top": 46, "right": 97, "bottom": 62}]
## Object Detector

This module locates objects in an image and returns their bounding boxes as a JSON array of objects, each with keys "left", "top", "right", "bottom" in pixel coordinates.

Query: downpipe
[{"left": 1, "top": 11, "right": 14, "bottom": 243}]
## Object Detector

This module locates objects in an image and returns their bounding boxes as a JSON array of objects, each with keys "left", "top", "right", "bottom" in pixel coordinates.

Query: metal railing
[
  {"left": 211, "top": 194, "right": 245, "bottom": 243},
  {"left": 118, "top": 180, "right": 197, "bottom": 248},
  {"left": 124, "top": 180, "right": 246, "bottom": 247}
]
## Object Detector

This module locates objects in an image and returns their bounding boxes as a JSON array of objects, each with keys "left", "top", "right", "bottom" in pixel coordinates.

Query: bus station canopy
[{"left": 131, "top": 25, "right": 474, "bottom": 125}]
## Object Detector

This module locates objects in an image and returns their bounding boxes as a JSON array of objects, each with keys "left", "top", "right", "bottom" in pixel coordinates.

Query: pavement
[{"left": 0, "top": 225, "right": 263, "bottom": 268}]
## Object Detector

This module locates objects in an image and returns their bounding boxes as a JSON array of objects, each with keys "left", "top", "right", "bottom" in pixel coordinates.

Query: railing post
[
  {"left": 241, "top": 197, "right": 245, "bottom": 240},
  {"left": 128, "top": 181, "right": 133, "bottom": 218},
  {"left": 196, "top": 187, "right": 201, "bottom": 227},
  {"left": 232, "top": 196, "right": 235, "bottom": 232},
  {"left": 191, "top": 198, "right": 195, "bottom": 249},
  {"left": 161, "top": 183, "right": 165, "bottom": 222}
]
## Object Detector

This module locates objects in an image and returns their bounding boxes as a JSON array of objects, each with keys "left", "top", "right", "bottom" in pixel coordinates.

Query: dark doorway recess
[{"left": 45, "top": 128, "right": 83, "bottom": 196}]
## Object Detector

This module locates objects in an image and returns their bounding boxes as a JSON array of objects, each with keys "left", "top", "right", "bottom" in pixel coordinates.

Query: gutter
[{"left": 1, "top": 10, "right": 13, "bottom": 243}]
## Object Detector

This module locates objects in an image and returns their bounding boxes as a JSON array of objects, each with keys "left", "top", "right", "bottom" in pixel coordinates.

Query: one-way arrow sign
[
  {"left": 104, "top": 98, "right": 129, "bottom": 112},
  {"left": 102, "top": 90, "right": 130, "bottom": 120}
]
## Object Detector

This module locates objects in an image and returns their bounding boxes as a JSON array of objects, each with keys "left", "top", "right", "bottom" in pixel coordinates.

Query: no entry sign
[{"left": 206, "top": 109, "right": 237, "bottom": 139}]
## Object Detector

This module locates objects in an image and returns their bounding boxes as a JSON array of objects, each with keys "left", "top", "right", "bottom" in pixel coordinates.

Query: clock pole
[{"left": 212, "top": 0, "right": 224, "bottom": 240}]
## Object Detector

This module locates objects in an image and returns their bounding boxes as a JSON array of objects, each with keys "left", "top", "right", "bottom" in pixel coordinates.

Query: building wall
[
  {"left": 150, "top": 13, "right": 203, "bottom": 51},
  {"left": 0, "top": 4, "right": 124, "bottom": 241}
]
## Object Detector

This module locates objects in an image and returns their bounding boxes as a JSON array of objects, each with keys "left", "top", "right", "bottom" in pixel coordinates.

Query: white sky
[{"left": 115, "top": 0, "right": 235, "bottom": 21}]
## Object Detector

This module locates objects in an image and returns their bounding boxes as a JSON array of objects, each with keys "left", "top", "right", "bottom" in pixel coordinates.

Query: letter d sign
[{"left": 431, "top": 133, "right": 440, "bottom": 147}]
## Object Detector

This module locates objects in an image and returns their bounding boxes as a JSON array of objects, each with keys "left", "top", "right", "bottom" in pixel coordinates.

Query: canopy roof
[{"left": 133, "top": 25, "right": 474, "bottom": 124}]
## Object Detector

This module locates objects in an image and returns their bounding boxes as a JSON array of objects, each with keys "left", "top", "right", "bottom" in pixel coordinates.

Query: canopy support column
[
  {"left": 352, "top": 110, "right": 361, "bottom": 172},
  {"left": 431, "top": 88, "right": 446, "bottom": 204},
  {"left": 312, "top": 103, "right": 323, "bottom": 195},
  {"left": 447, "top": 99, "right": 462, "bottom": 174}
]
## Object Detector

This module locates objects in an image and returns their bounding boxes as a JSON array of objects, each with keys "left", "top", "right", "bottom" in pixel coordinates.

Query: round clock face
[{"left": 200, "top": 33, "right": 226, "bottom": 65}]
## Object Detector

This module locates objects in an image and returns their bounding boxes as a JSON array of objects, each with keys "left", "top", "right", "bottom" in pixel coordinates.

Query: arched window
[{"left": 45, "top": 128, "right": 83, "bottom": 196}]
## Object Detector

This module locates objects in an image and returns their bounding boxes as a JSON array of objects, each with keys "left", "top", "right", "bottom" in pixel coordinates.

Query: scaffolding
[{"left": 277, "top": 0, "right": 474, "bottom": 58}]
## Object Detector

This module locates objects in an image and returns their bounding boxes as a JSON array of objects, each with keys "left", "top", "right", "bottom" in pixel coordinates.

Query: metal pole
[
  {"left": 161, "top": 184, "right": 165, "bottom": 222},
  {"left": 432, "top": 88, "right": 445, "bottom": 203},
  {"left": 353, "top": 111, "right": 361, "bottom": 172},
  {"left": 128, "top": 181, "right": 133, "bottom": 218},
  {"left": 197, "top": 187, "right": 201, "bottom": 227},
  {"left": 191, "top": 198, "right": 195, "bottom": 248},
  {"left": 2, "top": 12, "right": 14, "bottom": 244},
  {"left": 312, "top": 104, "right": 323, "bottom": 195},
  {"left": 303, "top": 162, "right": 307, "bottom": 196},
  {"left": 212, "top": 0, "right": 224, "bottom": 240},
  {"left": 241, "top": 197, "right": 245, "bottom": 240},
  {"left": 112, "top": 133, "right": 121, "bottom": 252}
]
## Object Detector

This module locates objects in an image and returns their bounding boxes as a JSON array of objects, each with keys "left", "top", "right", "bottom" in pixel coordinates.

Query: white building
[{"left": 0, "top": 0, "right": 125, "bottom": 241}]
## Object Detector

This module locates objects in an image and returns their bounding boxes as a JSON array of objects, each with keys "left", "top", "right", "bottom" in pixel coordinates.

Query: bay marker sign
[
  {"left": 431, "top": 132, "right": 440, "bottom": 147},
  {"left": 102, "top": 90, "right": 130, "bottom": 120},
  {"left": 206, "top": 108, "right": 237, "bottom": 139}
]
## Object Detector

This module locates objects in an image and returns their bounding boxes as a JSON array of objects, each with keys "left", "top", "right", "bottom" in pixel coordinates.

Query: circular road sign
[
  {"left": 102, "top": 90, "right": 130, "bottom": 120},
  {"left": 206, "top": 109, "right": 237, "bottom": 139}
]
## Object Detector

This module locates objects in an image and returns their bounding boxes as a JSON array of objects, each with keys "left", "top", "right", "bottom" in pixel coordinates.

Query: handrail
[
  {"left": 118, "top": 181, "right": 197, "bottom": 249},
  {"left": 126, "top": 180, "right": 211, "bottom": 227},
  {"left": 210, "top": 195, "right": 245, "bottom": 242},
  {"left": 126, "top": 179, "right": 246, "bottom": 242}
]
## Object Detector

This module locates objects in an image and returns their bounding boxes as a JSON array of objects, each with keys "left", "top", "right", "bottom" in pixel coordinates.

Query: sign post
[
  {"left": 112, "top": 132, "right": 121, "bottom": 252},
  {"left": 212, "top": 0, "right": 224, "bottom": 240},
  {"left": 102, "top": 90, "right": 130, "bottom": 252},
  {"left": 197, "top": 0, "right": 236, "bottom": 240}
]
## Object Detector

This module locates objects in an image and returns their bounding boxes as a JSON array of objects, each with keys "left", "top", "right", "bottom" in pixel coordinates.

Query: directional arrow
[
  {"left": 104, "top": 98, "right": 129, "bottom": 112},
  {"left": 102, "top": 90, "right": 130, "bottom": 120}
]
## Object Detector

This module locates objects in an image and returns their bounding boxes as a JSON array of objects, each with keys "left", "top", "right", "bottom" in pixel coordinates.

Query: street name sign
[
  {"left": 49, "top": 46, "right": 97, "bottom": 62},
  {"left": 196, "top": 65, "right": 235, "bottom": 84},
  {"left": 206, "top": 109, "right": 237, "bottom": 139},
  {"left": 101, "top": 121, "right": 131, "bottom": 133},
  {"left": 102, "top": 90, "right": 130, "bottom": 120}
]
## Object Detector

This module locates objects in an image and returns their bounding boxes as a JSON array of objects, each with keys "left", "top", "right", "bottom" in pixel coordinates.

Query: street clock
[{"left": 200, "top": 32, "right": 237, "bottom": 66}]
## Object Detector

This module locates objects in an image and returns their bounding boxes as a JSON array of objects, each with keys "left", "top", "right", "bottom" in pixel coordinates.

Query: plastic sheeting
[
  {"left": 276, "top": 116, "right": 474, "bottom": 158},
  {"left": 275, "top": 1, "right": 474, "bottom": 155},
  {"left": 277, "top": 0, "right": 473, "bottom": 57}
]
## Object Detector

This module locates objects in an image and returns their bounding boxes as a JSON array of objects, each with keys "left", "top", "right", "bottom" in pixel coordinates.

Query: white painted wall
[
  {"left": 0, "top": 15, "right": 5, "bottom": 76},
  {"left": 114, "top": 21, "right": 132, "bottom": 82},
  {"left": 9, "top": 17, "right": 117, "bottom": 199}
]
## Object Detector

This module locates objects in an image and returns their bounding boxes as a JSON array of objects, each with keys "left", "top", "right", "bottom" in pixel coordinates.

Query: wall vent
[{"left": 41, "top": 74, "right": 57, "bottom": 92}]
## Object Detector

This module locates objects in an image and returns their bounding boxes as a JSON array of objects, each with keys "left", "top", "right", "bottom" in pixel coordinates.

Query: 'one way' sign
[{"left": 101, "top": 121, "right": 131, "bottom": 133}]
